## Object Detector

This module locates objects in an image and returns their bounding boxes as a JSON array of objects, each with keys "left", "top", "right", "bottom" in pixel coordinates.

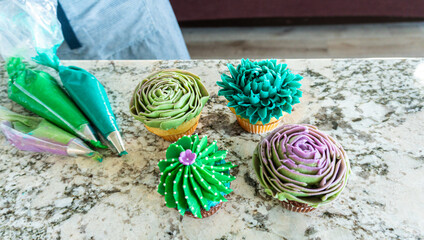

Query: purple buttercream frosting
[
  {"left": 179, "top": 149, "right": 196, "bottom": 165},
  {"left": 252, "top": 124, "right": 351, "bottom": 207}
]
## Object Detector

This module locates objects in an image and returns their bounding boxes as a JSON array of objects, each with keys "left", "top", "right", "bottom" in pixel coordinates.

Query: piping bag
[
  {"left": 35, "top": 52, "right": 126, "bottom": 155},
  {"left": 0, "top": 0, "right": 104, "bottom": 148},
  {"left": 0, "top": 106, "right": 102, "bottom": 161},
  {"left": 5, "top": 57, "right": 105, "bottom": 148},
  {"left": 15, "top": 0, "right": 125, "bottom": 155}
]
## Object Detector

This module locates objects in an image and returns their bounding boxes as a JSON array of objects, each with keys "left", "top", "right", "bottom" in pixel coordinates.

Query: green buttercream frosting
[
  {"left": 130, "top": 69, "right": 209, "bottom": 130},
  {"left": 157, "top": 135, "right": 237, "bottom": 218},
  {"left": 217, "top": 59, "right": 303, "bottom": 124}
]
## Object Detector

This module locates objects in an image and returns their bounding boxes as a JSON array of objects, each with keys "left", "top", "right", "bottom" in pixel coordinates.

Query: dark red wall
[{"left": 170, "top": 0, "right": 424, "bottom": 22}]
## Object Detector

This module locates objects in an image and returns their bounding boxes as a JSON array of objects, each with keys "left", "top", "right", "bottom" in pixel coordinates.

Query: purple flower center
[{"left": 179, "top": 149, "right": 196, "bottom": 165}]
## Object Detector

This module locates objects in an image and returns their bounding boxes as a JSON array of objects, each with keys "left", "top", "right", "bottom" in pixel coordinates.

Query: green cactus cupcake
[{"left": 157, "top": 135, "right": 237, "bottom": 218}]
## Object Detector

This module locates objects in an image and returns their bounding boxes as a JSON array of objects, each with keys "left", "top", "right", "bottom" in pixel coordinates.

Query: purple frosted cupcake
[{"left": 252, "top": 124, "right": 350, "bottom": 212}]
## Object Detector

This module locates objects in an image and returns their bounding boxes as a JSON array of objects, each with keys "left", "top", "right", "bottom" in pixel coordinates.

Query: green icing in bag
[
  {"left": 0, "top": 106, "right": 102, "bottom": 161},
  {"left": 34, "top": 51, "right": 124, "bottom": 154},
  {"left": 5, "top": 57, "right": 104, "bottom": 147},
  {"left": 0, "top": 0, "right": 117, "bottom": 152}
]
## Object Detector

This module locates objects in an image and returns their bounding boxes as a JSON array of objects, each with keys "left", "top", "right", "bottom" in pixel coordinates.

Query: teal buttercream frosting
[{"left": 217, "top": 59, "right": 303, "bottom": 124}]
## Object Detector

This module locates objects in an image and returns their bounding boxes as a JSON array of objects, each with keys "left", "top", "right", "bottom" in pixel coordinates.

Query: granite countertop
[{"left": 0, "top": 59, "right": 423, "bottom": 240}]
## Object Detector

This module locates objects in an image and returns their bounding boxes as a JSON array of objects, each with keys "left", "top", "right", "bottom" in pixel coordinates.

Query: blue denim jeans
[{"left": 57, "top": 0, "right": 190, "bottom": 60}]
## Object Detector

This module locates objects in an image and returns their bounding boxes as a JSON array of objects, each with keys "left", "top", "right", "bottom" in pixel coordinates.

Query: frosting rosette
[
  {"left": 217, "top": 59, "right": 302, "bottom": 125},
  {"left": 252, "top": 124, "right": 350, "bottom": 208},
  {"left": 158, "top": 135, "right": 236, "bottom": 218},
  {"left": 130, "top": 69, "right": 209, "bottom": 130}
]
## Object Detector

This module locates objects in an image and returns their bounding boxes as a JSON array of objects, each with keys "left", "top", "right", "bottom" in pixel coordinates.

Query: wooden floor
[{"left": 181, "top": 22, "right": 424, "bottom": 59}]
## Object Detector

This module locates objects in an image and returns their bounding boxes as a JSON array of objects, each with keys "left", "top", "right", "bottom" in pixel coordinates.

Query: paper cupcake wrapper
[
  {"left": 281, "top": 200, "right": 316, "bottom": 213},
  {"left": 228, "top": 107, "right": 284, "bottom": 134},
  {"left": 184, "top": 202, "right": 224, "bottom": 219},
  {"left": 235, "top": 115, "right": 282, "bottom": 134},
  {"left": 144, "top": 118, "right": 199, "bottom": 142}
]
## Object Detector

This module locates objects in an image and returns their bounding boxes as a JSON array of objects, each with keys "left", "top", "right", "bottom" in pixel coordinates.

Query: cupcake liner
[
  {"left": 144, "top": 114, "right": 201, "bottom": 141},
  {"left": 145, "top": 118, "right": 199, "bottom": 142},
  {"left": 235, "top": 115, "right": 282, "bottom": 134},
  {"left": 281, "top": 200, "right": 316, "bottom": 213},
  {"left": 184, "top": 202, "right": 224, "bottom": 219},
  {"left": 228, "top": 107, "right": 283, "bottom": 134}
]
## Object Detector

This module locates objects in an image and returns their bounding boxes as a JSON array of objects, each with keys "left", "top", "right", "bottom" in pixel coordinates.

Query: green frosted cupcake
[
  {"left": 129, "top": 69, "right": 209, "bottom": 141},
  {"left": 157, "top": 135, "right": 237, "bottom": 218}
]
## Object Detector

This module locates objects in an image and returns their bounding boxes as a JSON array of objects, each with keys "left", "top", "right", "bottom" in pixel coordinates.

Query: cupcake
[
  {"left": 217, "top": 59, "right": 303, "bottom": 133},
  {"left": 157, "top": 135, "right": 237, "bottom": 218},
  {"left": 130, "top": 69, "right": 209, "bottom": 141},
  {"left": 252, "top": 124, "right": 350, "bottom": 212}
]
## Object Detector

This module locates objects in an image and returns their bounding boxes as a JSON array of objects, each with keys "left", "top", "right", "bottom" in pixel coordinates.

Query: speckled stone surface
[{"left": 0, "top": 59, "right": 423, "bottom": 240}]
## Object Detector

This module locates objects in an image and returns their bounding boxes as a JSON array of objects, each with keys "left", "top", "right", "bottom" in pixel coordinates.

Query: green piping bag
[
  {"left": 34, "top": 50, "right": 126, "bottom": 155},
  {"left": 0, "top": 0, "right": 123, "bottom": 154},
  {"left": 5, "top": 57, "right": 104, "bottom": 148},
  {"left": 0, "top": 0, "right": 104, "bottom": 148}
]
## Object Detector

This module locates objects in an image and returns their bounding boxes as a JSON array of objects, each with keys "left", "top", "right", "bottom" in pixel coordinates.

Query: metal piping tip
[
  {"left": 67, "top": 138, "right": 95, "bottom": 156},
  {"left": 106, "top": 130, "right": 126, "bottom": 155},
  {"left": 77, "top": 124, "right": 99, "bottom": 143}
]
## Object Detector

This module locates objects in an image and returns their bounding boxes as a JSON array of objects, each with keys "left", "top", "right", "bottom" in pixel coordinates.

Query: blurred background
[{"left": 171, "top": 0, "right": 424, "bottom": 59}]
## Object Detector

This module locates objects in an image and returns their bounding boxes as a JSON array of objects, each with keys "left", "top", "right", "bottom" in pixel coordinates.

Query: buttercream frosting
[
  {"left": 158, "top": 135, "right": 236, "bottom": 218},
  {"left": 130, "top": 70, "right": 209, "bottom": 130},
  {"left": 217, "top": 59, "right": 302, "bottom": 124},
  {"left": 252, "top": 124, "right": 350, "bottom": 207}
]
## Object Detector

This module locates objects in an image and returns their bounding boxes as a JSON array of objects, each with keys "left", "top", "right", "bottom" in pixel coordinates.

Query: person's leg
[{"left": 57, "top": 0, "right": 189, "bottom": 60}]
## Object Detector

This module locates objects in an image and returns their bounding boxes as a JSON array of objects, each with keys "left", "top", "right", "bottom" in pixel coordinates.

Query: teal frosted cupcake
[
  {"left": 217, "top": 59, "right": 303, "bottom": 133},
  {"left": 157, "top": 135, "right": 237, "bottom": 218}
]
